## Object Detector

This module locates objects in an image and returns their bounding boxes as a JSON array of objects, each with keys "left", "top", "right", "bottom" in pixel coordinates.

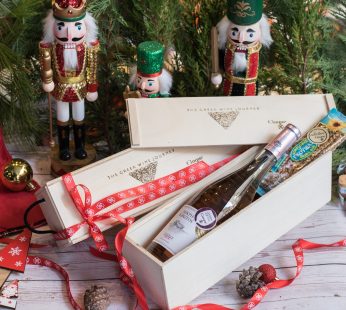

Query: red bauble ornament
[{"left": 259, "top": 264, "right": 277, "bottom": 283}]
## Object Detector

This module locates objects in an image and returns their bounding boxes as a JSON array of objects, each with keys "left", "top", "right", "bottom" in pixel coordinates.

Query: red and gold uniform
[
  {"left": 223, "top": 41, "right": 261, "bottom": 96},
  {"left": 39, "top": 41, "right": 99, "bottom": 102}
]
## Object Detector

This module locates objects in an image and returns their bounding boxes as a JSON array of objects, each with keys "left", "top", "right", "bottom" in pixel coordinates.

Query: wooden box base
[{"left": 123, "top": 148, "right": 332, "bottom": 309}]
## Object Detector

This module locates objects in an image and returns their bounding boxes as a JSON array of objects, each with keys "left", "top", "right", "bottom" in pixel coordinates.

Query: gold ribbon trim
[
  {"left": 57, "top": 75, "right": 85, "bottom": 84},
  {"left": 225, "top": 73, "right": 257, "bottom": 85}
]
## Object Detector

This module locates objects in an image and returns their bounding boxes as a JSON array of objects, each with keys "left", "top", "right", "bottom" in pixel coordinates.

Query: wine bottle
[{"left": 147, "top": 124, "right": 301, "bottom": 262}]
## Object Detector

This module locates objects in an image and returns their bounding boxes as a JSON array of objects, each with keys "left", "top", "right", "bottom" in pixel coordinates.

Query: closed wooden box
[
  {"left": 123, "top": 146, "right": 332, "bottom": 309},
  {"left": 127, "top": 94, "right": 335, "bottom": 148}
]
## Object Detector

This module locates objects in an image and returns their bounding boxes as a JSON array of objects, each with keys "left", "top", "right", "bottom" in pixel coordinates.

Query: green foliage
[
  {"left": 319, "top": 0, "right": 346, "bottom": 113},
  {"left": 261, "top": 0, "right": 335, "bottom": 95},
  {"left": 0, "top": 0, "right": 344, "bottom": 154},
  {"left": 86, "top": 0, "right": 130, "bottom": 154},
  {"left": 172, "top": 0, "right": 226, "bottom": 97},
  {"left": 0, "top": 0, "right": 47, "bottom": 145}
]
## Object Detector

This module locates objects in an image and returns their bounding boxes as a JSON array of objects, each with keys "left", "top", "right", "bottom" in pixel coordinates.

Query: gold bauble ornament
[{"left": 0, "top": 158, "right": 35, "bottom": 192}]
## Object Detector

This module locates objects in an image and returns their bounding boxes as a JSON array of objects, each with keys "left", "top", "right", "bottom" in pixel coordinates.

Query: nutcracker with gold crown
[
  {"left": 124, "top": 41, "right": 173, "bottom": 99},
  {"left": 211, "top": 0, "right": 273, "bottom": 96},
  {"left": 39, "top": 0, "right": 99, "bottom": 162}
]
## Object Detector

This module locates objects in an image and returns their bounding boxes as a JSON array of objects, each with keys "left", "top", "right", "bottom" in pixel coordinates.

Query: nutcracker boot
[
  {"left": 57, "top": 124, "right": 71, "bottom": 161},
  {"left": 73, "top": 121, "right": 87, "bottom": 160}
]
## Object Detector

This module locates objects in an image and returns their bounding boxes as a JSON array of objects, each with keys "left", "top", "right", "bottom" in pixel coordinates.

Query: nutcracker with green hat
[
  {"left": 211, "top": 0, "right": 273, "bottom": 96},
  {"left": 124, "top": 41, "right": 173, "bottom": 99}
]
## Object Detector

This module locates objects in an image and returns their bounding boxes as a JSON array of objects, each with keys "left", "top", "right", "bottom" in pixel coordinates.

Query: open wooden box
[{"left": 123, "top": 146, "right": 332, "bottom": 309}]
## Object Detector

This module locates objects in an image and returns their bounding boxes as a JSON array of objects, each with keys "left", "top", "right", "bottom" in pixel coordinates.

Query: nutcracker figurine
[
  {"left": 39, "top": 0, "right": 99, "bottom": 161},
  {"left": 211, "top": 0, "right": 273, "bottom": 96},
  {"left": 124, "top": 41, "right": 173, "bottom": 99}
]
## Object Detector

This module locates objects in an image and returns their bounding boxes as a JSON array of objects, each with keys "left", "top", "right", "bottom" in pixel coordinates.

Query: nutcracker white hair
[
  {"left": 42, "top": 10, "right": 98, "bottom": 46},
  {"left": 217, "top": 14, "right": 273, "bottom": 50},
  {"left": 129, "top": 67, "right": 173, "bottom": 96}
]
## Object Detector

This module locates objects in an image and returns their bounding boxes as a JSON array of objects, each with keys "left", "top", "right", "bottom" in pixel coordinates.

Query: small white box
[
  {"left": 36, "top": 146, "right": 241, "bottom": 247},
  {"left": 127, "top": 94, "right": 335, "bottom": 148},
  {"left": 123, "top": 147, "right": 332, "bottom": 309}
]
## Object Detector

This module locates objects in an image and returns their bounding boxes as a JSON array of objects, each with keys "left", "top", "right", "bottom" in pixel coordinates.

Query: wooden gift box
[
  {"left": 127, "top": 94, "right": 335, "bottom": 148},
  {"left": 123, "top": 147, "right": 332, "bottom": 309},
  {"left": 36, "top": 146, "right": 241, "bottom": 247}
]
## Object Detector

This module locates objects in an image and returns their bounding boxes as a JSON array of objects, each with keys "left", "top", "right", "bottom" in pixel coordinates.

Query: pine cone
[
  {"left": 84, "top": 285, "right": 110, "bottom": 310},
  {"left": 236, "top": 266, "right": 266, "bottom": 298}
]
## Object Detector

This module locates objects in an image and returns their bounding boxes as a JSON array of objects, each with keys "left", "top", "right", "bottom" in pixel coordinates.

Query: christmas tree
[
  {"left": 0, "top": 0, "right": 344, "bottom": 153},
  {"left": 0, "top": 0, "right": 48, "bottom": 145}
]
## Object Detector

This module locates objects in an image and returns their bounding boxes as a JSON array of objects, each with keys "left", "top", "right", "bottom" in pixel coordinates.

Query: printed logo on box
[
  {"left": 208, "top": 111, "right": 240, "bottom": 129},
  {"left": 129, "top": 162, "right": 158, "bottom": 183}
]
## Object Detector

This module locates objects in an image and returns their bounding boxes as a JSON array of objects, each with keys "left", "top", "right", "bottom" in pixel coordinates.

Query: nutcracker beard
[
  {"left": 232, "top": 51, "right": 247, "bottom": 74},
  {"left": 63, "top": 47, "right": 78, "bottom": 70},
  {"left": 223, "top": 42, "right": 261, "bottom": 97}
]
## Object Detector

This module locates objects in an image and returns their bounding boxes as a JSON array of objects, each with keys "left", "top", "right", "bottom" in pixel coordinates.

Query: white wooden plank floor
[{"left": 2, "top": 150, "right": 346, "bottom": 310}]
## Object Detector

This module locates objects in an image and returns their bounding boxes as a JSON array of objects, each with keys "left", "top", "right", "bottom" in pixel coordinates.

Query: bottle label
[
  {"left": 153, "top": 205, "right": 216, "bottom": 255},
  {"left": 195, "top": 208, "right": 217, "bottom": 230}
]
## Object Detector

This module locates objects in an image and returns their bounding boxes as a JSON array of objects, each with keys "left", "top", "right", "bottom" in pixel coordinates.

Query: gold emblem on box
[
  {"left": 208, "top": 111, "right": 240, "bottom": 129},
  {"left": 129, "top": 162, "right": 158, "bottom": 183}
]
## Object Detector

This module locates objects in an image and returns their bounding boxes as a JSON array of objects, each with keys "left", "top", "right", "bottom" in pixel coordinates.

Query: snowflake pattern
[
  {"left": 0, "top": 257, "right": 3, "bottom": 262},
  {"left": 148, "top": 193, "right": 156, "bottom": 200},
  {"left": 33, "top": 257, "right": 41, "bottom": 265},
  {"left": 247, "top": 302, "right": 256, "bottom": 309},
  {"left": 189, "top": 174, "right": 196, "bottom": 182},
  {"left": 255, "top": 293, "right": 262, "bottom": 301},
  {"left": 127, "top": 201, "right": 135, "bottom": 208},
  {"left": 14, "top": 261, "right": 22, "bottom": 267},
  {"left": 8, "top": 247, "right": 22, "bottom": 257},
  {"left": 294, "top": 246, "right": 302, "bottom": 253},
  {"left": 158, "top": 188, "right": 166, "bottom": 195},
  {"left": 178, "top": 171, "right": 186, "bottom": 178},
  {"left": 107, "top": 197, "right": 116, "bottom": 204},
  {"left": 169, "top": 184, "right": 176, "bottom": 191},
  {"left": 99, "top": 245, "right": 107, "bottom": 252},
  {"left": 19, "top": 237, "right": 27, "bottom": 243},
  {"left": 178, "top": 179, "right": 186, "bottom": 186},
  {"left": 96, "top": 202, "right": 105, "bottom": 210},
  {"left": 168, "top": 175, "right": 176, "bottom": 182},
  {"left": 148, "top": 183, "right": 156, "bottom": 190},
  {"left": 44, "top": 260, "right": 52, "bottom": 267}
]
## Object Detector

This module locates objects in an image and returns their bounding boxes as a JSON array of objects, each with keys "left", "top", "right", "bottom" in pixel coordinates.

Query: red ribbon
[
  {"left": 57, "top": 157, "right": 236, "bottom": 251},
  {"left": 23, "top": 238, "right": 346, "bottom": 310},
  {"left": 19, "top": 237, "right": 346, "bottom": 310}
]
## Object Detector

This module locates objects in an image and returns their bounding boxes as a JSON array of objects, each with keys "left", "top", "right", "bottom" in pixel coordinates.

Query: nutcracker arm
[
  {"left": 39, "top": 42, "right": 53, "bottom": 85},
  {"left": 210, "top": 27, "right": 223, "bottom": 88},
  {"left": 86, "top": 40, "right": 100, "bottom": 92}
]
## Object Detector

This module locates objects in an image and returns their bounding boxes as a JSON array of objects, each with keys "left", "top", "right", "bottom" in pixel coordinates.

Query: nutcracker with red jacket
[
  {"left": 39, "top": 0, "right": 99, "bottom": 161},
  {"left": 211, "top": 0, "right": 273, "bottom": 96}
]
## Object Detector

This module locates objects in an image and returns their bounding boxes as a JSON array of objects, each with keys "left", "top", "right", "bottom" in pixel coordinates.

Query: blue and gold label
[{"left": 290, "top": 139, "right": 318, "bottom": 162}]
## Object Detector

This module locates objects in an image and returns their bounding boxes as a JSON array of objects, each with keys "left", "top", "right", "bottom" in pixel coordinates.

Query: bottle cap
[{"left": 265, "top": 124, "right": 301, "bottom": 159}]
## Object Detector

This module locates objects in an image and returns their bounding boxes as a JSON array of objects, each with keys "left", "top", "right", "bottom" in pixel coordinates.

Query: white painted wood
[
  {"left": 1, "top": 150, "right": 345, "bottom": 310},
  {"left": 124, "top": 152, "right": 333, "bottom": 308},
  {"left": 127, "top": 94, "right": 335, "bottom": 148},
  {"left": 35, "top": 145, "right": 243, "bottom": 247}
]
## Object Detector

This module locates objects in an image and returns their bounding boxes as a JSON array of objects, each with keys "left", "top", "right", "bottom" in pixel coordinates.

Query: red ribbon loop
[{"left": 61, "top": 175, "right": 118, "bottom": 251}]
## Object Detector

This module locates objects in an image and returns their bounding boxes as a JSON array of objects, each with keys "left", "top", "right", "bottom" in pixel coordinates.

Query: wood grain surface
[{"left": 1, "top": 150, "right": 345, "bottom": 310}]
